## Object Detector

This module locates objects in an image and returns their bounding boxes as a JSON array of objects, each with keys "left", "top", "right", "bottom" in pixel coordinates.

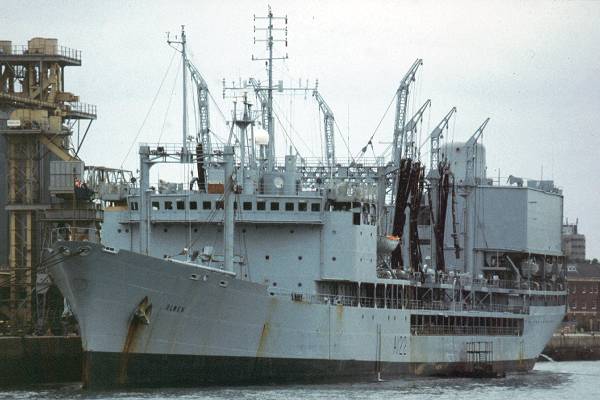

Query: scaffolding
[{"left": 0, "top": 37, "right": 98, "bottom": 333}]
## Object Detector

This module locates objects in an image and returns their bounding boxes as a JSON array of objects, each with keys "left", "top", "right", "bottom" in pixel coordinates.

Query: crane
[
  {"left": 186, "top": 59, "right": 211, "bottom": 158},
  {"left": 464, "top": 118, "right": 490, "bottom": 185},
  {"left": 392, "top": 59, "right": 423, "bottom": 167},
  {"left": 429, "top": 107, "right": 457, "bottom": 169},
  {"left": 403, "top": 99, "right": 431, "bottom": 160},
  {"left": 313, "top": 90, "right": 336, "bottom": 168},
  {"left": 249, "top": 78, "right": 269, "bottom": 135}
]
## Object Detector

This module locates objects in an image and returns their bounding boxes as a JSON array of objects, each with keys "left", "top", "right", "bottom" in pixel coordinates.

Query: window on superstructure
[
  {"left": 152, "top": 201, "right": 160, "bottom": 210},
  {"left": 298, "top": 202, "right": 307, "bottom": 211},
  {"left": 176, "top": 201, "right": 185, "bottom": 210},
  {"left": 189, "top": 201, "right": 197, "bottom": 210},
  {"left": 130, "top": 202, "right": 138, "bottom": 210},
  {"left": 285, "top": 202, "right": 294, "bottom": 211},
  {"left": 243, "top": 202, "right": 252, "bottom": 211},
  {"left": 202, "top": 201, "right": 211, "bottom": 210},
  {"left": 353, "top": 213, "right": 361, "bottom": 225},
  {"left": 257, "top": 201, "right": 266, "bottom": 211},
  {"left": 311, "top": 203, "right": 321, "bottom": 212},
  {"left": 216, "top": 201, "right": 224, "bottom": 210},
  {"left": 164, "top": 201, "right": 173, "bottom": 210},
  {"left": 270, "top": 202, "right": 280, "bottom": 211}
]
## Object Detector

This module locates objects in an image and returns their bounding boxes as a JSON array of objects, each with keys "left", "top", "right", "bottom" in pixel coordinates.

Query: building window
[
  {"left": 189, "top": 201, "right": 197, "bottom": 210},
  {"left": 164, "top": 201, "right": 173, "bottom": 210},
  {"left": 311, "top": 203, "right": 321, "bottom": 212},
  {"left": 257, "top": 201, "right": 266, "bottom": 211},
  {"left": 285, "top": 202, "right": 295, "bottom": 211},
  {"left": 176, "top": 200, "right": 185, "bottom": 210},
  {"left": 243, "top": 202, "right": 252, "bottom": 211},
  {"left": 202, "top": 201, "right": 211, "bottom": 210},
  {"left": 270, "top": 202, "right": 280, "bottom": 211},
  {"left": 298, "top": 202, "right": 307, "bottom": 212}
]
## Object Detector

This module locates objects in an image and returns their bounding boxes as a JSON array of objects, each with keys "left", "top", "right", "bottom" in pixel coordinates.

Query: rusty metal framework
[{"left": 0, "top": 38, "right": 98, "bottom": 333}]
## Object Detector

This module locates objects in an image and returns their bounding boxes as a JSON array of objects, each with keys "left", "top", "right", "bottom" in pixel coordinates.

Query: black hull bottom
[{"left": 83, "top": 351, "right": 536, "bottom": 389}]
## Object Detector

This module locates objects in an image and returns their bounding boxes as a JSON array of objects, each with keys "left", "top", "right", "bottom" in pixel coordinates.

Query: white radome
[{"left": 254, "top": 128, "right": 269, "bottom": 145}]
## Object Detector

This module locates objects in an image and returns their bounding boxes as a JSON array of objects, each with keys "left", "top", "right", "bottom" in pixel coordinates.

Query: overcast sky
[{"left": 4, "top": 0, "right": 600, "bottom": 258}]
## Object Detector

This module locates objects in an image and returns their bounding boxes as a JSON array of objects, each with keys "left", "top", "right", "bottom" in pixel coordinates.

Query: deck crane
[
  {"left": 186, "top": 60, "right": 211, "bottom": 157},
  {"left": 249, "top": 78, "right": 269, "bottom": 135},
  {"left": 429, "top": 107, "right": 457, "bottom": 169},
  {"left": 403, "top": 99, "right": 432, "bottom": 160},
  {"left": 464, "top": 118, "right": 490, "bottom": 185},
  {"left": 392, "top": 59, "right": 423, "bottom": 167},
  {"left": 313, "top": 90, "right": 336, "bottom": 168}
]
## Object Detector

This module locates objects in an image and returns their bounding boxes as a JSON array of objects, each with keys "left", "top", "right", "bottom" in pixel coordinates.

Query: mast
[
  {"left": 182, "top": 26, "right": 188, "bottom": 154},
  {"left": 253, "top": 6, "right": 288, "bottom": 171},
  {"left": 266, "top": 9, "right": 274, "bottom": 171},
  {"left": 167, "top": 25, "right": 189, "bottom": 160},
  {"left": 223, "top": 146, "right": 235, "bottom": 273}
]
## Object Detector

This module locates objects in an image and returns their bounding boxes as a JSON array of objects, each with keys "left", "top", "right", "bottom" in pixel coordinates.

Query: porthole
[
  {"left": 265, "top": 255, "right": 270, "bottom": 260},
  {"left": 332, "top": 257, "right": 336, "bottom": 261},
  {"left": 125, "top": 229, "right": 129, "bottom": 233},
  {"left": 194, "top": 228, "right": 198, "bottom": 233},
  {"left": 298, "top": 256, "right": 303, "bottom": 260},
  {"left": 290, "top": 229, "right": 295, "bottom": 234},
  {"left": 298, "top": 282, "right": 302, "bottom": 287},
  {"left": 190, "top": 274, "right": 199, "bottom": 281},
  {"left": 219, "top": 280, "right": 228, "bottom": 288},
  {"left": 117, "top": 229, "right": 122, "bottom": 233},
  {"left": 163, "top": 228, "right": 168, "bottom": 233},
  {"left": 273, "top": 282, "right": 277, "bottom": 287}
]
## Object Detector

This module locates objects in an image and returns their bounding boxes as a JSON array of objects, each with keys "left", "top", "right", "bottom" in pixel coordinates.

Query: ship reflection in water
[{"left": 1, "top": 361, "right": 598, "bottom": 400}]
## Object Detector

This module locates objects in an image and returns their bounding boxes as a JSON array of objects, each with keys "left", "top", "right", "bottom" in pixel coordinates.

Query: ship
[{"left": 45, "top": 9, "right": 567, "bottom": 388}]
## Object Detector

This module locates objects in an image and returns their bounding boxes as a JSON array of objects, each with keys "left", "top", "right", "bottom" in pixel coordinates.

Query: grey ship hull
[{"left": 49, "top": 241, "right": 563, "bottom": 388}]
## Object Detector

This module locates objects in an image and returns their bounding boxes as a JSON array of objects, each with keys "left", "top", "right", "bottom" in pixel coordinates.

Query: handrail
[
  {"left": 5, "top": 45, "right": 82, "bottom": 61},
  {"left": 50, "top": 227, "right": 99, "bottom": 245},
  {"left": 284, "top": 292, "right": 530, "bottom": 315}
]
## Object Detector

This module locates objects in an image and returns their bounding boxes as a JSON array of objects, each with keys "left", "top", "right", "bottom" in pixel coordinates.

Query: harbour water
[{"left": 1, "top": 361, "right": 598, "bottom": 400}]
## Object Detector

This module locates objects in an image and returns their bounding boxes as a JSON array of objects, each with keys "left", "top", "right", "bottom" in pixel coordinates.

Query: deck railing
[
  {"left": 49, "top": 227, "right": 99, "bottom": 246},
  {"left": 286, "top": 292, "right": 530, "bottom": 315}
]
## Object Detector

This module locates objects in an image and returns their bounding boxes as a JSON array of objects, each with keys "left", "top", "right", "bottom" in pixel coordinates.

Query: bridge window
[
  {"left": 257, "top": 201, "right": 266, "bottom": 211},
  {"left": 270, "top": 202, "right": 280, "bottom": 211},
  {"left": 130, "top": 202, "right": 138, "bottom": 210},
  {"left": 285, "top": 202, "right": 295, "bottom": 211},
  {"left": 298, "top": 202, "right": 307, "bottom": 211},
  {"left": 311, "top": 203, "right": 321, "bottom": 212},
  {"left": 164, "top": 201, "right": 173, "bottom": 210},
  {"left": 189, "top": 201, "right": 197, "bottom": 210},
  {"left": 216, "top": 201, "right": 224, "bottom": 210},
  {"left": 243, "top": 202, "right": 252, "bottom": 211},
  {"left": 202, "top": 201, "right": 211, "bottom": 210},
  {"left": 176, "top": 200, "right": 185, "bottom": 210},
  {"left": 152, "top": 201, "right": 160, "bottom": 210}
]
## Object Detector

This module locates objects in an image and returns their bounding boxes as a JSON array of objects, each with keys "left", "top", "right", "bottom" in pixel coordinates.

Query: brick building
[
  {"left": 562, "top": 221, "right": 586, "bottom": 262},
  {"left": 566, "top": 262, "right": 600, "bottom": 331}
]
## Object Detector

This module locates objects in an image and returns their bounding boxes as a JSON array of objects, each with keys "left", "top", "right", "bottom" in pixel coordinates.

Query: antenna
[
  {"left": 167, "top": 25, "right": 190, "bottom": 159},
  {"left": 253, "top": 6, "right": 288, "bottom": 170}
]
